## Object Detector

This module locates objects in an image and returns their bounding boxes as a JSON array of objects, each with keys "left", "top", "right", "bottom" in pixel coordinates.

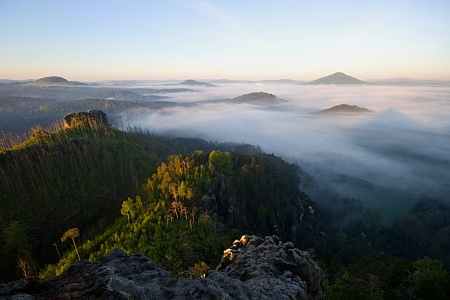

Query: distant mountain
[
  {"left": 314, "top": 104, "right": 372, "bottom": 114},
  {"left": 178, "top": 79, "right": 216, "bottom": 87},
  {"left": 27, "top": 76, "right": 86, "bottom": 86},
  {"left": 305, "top": 72, "right": 365, "bottom": 85},
  {"left": 231, "top": 92, "right": 285, "bottom": 105}
]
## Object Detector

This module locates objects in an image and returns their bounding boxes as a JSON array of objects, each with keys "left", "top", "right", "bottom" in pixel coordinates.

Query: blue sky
[{"left": 1, "top": 0, "right": 449, "bottom": 80}]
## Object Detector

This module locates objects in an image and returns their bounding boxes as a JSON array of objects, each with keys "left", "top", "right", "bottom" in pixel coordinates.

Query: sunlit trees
[
  {"left": 121, "top": 198, "right": 135, "bottom": 223},
  {"left": 61, "top": 228, "right": 81, "bottom": 261},
  {"left": 146, "top": 152, "right": 209, "bottom": 208},
  {"left": 208, "top": 150, "right": 233, "bottom": 175},
  {"left": 121, "top": 196, "right": 144, "bottom": 223}
]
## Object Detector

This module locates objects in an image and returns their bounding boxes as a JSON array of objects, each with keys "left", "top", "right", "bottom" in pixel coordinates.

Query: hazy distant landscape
[
  {"left": 4, "top": 44, "right": 450, "bottom": 300},
  {"left": 116, "top": 76, "right": 450, "bottom": 222},
  {"left": 2, "top": 73, "right": 450, "bottom": 223},
  {"left": 2, "top": 73, "right": 450, "bottom": 298},
  {"left": 2, "top": 0, "right": 450, "bottom": 297}
]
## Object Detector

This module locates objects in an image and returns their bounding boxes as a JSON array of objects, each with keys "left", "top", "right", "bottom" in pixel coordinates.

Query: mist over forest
[
  {"left": 2, "top": 76, "right": 450, "bottom": 298},
  {"left": 115, "top": 81, "right": 450, "bottom": 222},
  {"left": 2, "top": 78, "right": 450, "bottom": 222},
  {"left": 3, "top": 0, "right": 450, "bottom": 296},
  {"left": 1, "top": 78, "right": 449, "bottom": 222}
]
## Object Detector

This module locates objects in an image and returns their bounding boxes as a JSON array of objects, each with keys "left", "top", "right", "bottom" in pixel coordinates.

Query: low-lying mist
[{"left": 118, "top": 82, "right": 450, "bottom": 222}]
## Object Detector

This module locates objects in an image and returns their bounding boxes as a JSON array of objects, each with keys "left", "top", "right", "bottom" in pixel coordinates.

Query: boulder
[{"left": 215, "top": 235, "right": 325, "bottom": 299}]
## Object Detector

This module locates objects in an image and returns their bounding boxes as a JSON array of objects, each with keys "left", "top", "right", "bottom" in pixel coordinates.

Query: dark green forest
[{"left": 1, "top": 114, "right": 450, "bottom": 299}]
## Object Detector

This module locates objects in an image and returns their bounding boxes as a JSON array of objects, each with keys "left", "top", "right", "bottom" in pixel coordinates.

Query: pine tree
[{"left": 61, "top": 228, "right": 81, "bottom": 260}]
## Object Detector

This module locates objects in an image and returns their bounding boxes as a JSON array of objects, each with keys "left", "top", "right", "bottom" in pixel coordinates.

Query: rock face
[
  {"left": 0, "top": 235, "right": 325, "bottom": 299},
  {"left": 215, "top": 235, "right": 325, "bottom": 299},
  {"left": 63, "top": 110, "right": 108, "bottom": 128}
]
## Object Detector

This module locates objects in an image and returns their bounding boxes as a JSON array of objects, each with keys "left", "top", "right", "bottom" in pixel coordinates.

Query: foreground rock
[{"left": 0, "top": 235, "right": 325, "bottom": 299}]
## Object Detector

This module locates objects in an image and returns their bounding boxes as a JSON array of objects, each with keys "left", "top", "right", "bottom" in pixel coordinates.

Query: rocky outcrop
[
  {"left": 216, "top": 235, "right": 325, "bottom": 299},
  {"left": 0, "top": 235, "right": 325, "bottom": 299},
  {"left": 63, "top": 110, "right": 108, "bottom": 128}
]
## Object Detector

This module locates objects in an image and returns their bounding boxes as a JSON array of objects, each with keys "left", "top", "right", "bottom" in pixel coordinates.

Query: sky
[{"left": 1, "top": 0, "right": 450, "bottom": 81}]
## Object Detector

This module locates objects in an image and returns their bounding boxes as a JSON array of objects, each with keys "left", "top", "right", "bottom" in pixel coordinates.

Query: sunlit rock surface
[{"left": 63, "top": 110, "right": 108, "bottom": 128}]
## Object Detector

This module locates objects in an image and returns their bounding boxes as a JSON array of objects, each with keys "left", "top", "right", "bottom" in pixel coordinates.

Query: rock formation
[
  {"left": 0, "top": 235, "right": 325, "bottom": 299},
  {"left": 63, "top": 110, "right": 108, "bottom": 129},
  {"left": 215, "top": 235, "right": 325, "bottom": 299}
]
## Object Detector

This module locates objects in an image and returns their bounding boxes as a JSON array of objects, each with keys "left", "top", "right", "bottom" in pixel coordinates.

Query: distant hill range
[
  {"left": 27, "top": 76, "right": 86, "bottom": 86},
  {"left": 314, "top": 104, "right": 372, "bottom": 114},
  {"left": 368, "top": 78, "right": 450, "bottom": 87},
  {"left": 178, "top": 79, "right": 216, "bottom": 87},
  {"left": 306, "top": 72, "right": 365, "bottom": 85}
]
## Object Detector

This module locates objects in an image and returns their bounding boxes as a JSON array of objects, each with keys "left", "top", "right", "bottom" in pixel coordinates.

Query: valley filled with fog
[
  {"left": 117, "top": 81, "right": 450, "bottom": 222},
  {"left": 1, "top": 78, "right": 449, "bottom": 223}
]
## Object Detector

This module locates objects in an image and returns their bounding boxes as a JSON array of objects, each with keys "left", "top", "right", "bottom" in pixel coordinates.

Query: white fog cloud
[{"left": 118, "top": 82, "right": 450, "bottom": 221}]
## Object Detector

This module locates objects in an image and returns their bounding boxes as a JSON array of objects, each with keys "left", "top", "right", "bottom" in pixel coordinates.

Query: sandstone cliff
[
  {"left": 0, "top": 235, "right": 325, "bottom": 299},
  {"left": 63, "top": 110, "right": 108, "bottom": 129}
]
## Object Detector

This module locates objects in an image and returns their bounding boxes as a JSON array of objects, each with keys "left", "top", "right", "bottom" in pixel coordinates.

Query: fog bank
[{"left": 118, "top": 82, "right": 450, "bottom": 221}]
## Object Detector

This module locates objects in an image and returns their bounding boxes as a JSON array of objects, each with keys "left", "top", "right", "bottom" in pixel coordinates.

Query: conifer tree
[
  {"left": 61, "top": 228, "right": 81, "bottom": 260},
  {"left": 121, "top": 198, "right": 136, "bottom": 223}
]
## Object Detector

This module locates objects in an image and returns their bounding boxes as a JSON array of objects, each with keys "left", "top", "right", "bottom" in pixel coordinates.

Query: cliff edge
[
  {"left": 63, "top": 110, "right": 108, "bottom": 128},
  {"left": 0, "top": 235, "right": 325, "bottom": 299}
]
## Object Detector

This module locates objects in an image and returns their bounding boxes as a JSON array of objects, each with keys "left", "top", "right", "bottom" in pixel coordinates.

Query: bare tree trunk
[
  {"left": 71, "top": 237, "right": 81, "bottom": 260},
  {"left": 53, "top": 242, "right": 61, "bottom": 259}
]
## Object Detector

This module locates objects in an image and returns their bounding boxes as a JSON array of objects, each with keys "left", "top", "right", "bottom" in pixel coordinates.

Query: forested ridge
[
  {"left": 1, "top": 117, "right": 450, "bottom": 299},
  {"left": 0, "top": 95, "right": 177, "bottom": 137},
  {"left": 0, "top": 121, "right": 168, "bottom": 280}
]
